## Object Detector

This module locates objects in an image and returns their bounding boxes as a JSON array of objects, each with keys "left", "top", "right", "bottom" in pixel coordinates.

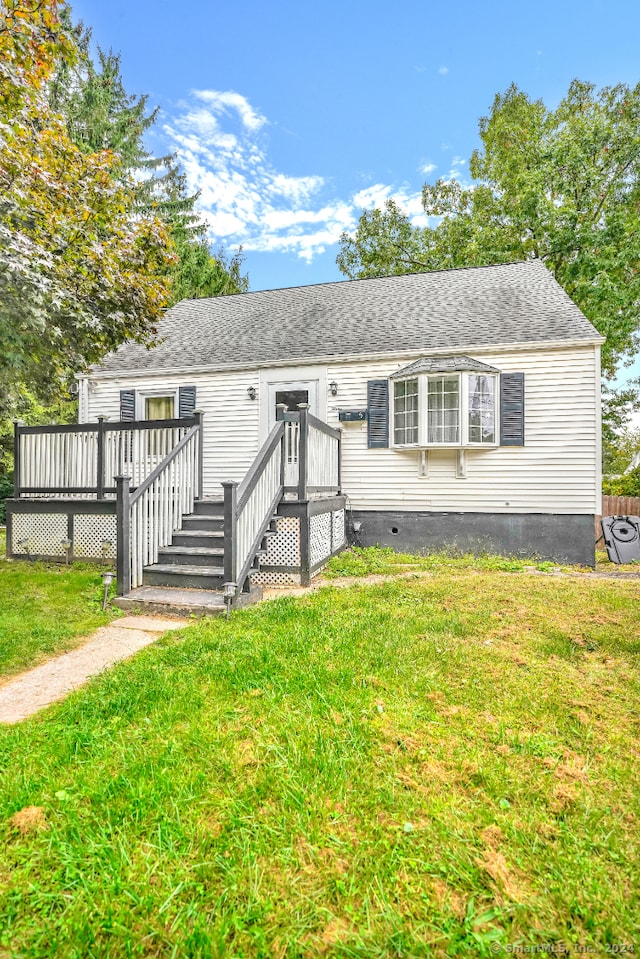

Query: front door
[{"left": 268, "top": 380, "right": 318, "bottom": 487}]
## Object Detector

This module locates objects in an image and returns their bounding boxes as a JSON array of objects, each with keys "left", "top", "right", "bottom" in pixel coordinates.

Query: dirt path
[
  {"left": 262, "top": 564, "right": 640, "bottom": 601},
  {"left": 0, "top": 616, "right": 186, "bottom": 724}
]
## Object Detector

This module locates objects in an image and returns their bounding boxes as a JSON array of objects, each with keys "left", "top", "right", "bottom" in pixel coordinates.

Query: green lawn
[
  {"left": 0, "top": 554, "right": 638, "bottom": 956},
  {"left": 0, "top": 529, "right": 121, "bottom": 680}
]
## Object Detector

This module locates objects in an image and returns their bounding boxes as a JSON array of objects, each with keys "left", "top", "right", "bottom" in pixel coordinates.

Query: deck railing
[
  {"left": 306, "top": 411, "right": 341, "bottom": 495},
  {"left": 13, "top": 415, "right": 202, "bottom": 499},
  {"left": 281, "top": 407, "right": 341, "bottom": 497},
  {"left": 221, "top": 409, "right": 342, "bottom": 598},
  {"left": 116, "top": 423, "right": 202, "bottom": 592},
  {"left": 223, "top": 421, "right": 285, "bottom": 595}
]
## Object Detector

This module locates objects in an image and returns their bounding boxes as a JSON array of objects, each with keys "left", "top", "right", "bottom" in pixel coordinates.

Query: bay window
[
  {"left": 468, "top": 374, "right": 496, "bottom": 445},
  {"left": 427, "top": 375, "right": 460, "bottom": 444},
  {"left": 393, "top": 378, "right": 419, "bottom": 445},
  {"left": 391, "top": 358, "right": 500, "bottom": 448}
]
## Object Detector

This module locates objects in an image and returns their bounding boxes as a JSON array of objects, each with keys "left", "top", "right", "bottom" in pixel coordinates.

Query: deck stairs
[{"left": 115, "top": 498, "right": 277, "bottom": 617}]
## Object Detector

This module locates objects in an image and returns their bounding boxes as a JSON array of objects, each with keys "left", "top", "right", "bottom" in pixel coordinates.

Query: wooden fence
[{"left": 596, "top": 495, "right": 640, "bottom": 539}]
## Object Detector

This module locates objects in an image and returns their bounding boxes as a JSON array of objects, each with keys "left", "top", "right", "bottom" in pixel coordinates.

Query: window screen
[
  {"left": 427, "top": 376, "right": 459, "bottom": 444},
  {"left": 393, "top": 379, "right": 419, "bottom": 444},
  {"left": 468, "top": 375, "right": 496, "bottom": 444}
]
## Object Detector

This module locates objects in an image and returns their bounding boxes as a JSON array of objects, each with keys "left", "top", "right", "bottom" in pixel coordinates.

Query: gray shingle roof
[
  {"left": 390, "top": 355, "right": 500, "bottom": 378},
  {"left": 96, "top": 260, "right": 601, "bottom": 374}
]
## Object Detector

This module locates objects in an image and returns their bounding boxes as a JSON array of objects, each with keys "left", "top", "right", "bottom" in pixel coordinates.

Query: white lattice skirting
[
  {"left": 10, "top": 512, "right": 116, "bottom": 561},
  {"left": 311, "top": 508, "right": 345, "bottom": 570},
  {"left": 253, "top": 508, "right": 345, "bottom": 587}
]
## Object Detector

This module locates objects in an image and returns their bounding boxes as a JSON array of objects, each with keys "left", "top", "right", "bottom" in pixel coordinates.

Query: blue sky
[
  {"left": 69, "top": 0, "right": 640, "bottom": 293},
  {"left": 70, "top": 0, "right": 640, "bottom": 405}
]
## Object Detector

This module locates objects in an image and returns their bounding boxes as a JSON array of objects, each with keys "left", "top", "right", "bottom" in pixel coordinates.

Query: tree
[
  {"left": 48, "top": 27, "right": 248, "bottom": 302},
  {"left": 338, "top": 81, "right": 640, "bottom": 387},
  {"left": 0, "top": 0, "right": 173, "bottom": 422}
]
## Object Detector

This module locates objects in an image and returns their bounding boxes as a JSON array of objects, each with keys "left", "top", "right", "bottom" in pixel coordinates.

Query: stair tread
[
  {"left": 184, "top": 514, "right": 224, "bottom": 520},
  {"left": 121, "top": 586, "right": 226, "bottom": 605},
  {"left": 174, "top": 529, "right": 224, "bottom": 538},
  {"left": 161, "top": 545, "right": 224, "bottom": 555},
  {"left": 146, "top": 563, "right": 225, "bottom": 576}
]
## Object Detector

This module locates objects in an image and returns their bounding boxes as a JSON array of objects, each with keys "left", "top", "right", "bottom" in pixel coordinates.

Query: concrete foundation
[{"left": 349, "top": 510, "right": 596, "bottom": 567}]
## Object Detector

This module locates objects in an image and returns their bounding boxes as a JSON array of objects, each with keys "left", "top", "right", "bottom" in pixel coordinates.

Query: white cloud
[
  {"left": 352, "top": 182, "right": 432, "bottom": 227},
  {"left": 352, "top": 183, "right": 393, "bottom": 209},
  {"left": 438, "top": 66, "right": 448, "bottom": 75},
  {"left": 447, "top": 156, "right": 467, "bottom": 181},
  {"left": 161, "top": 90, "right": 444, "bottom": 263},
  {"left": 191, "top": 89, "right": 267, "bottom": 131},
  {"left": 162, "top": 91, "right": 350, "bottom": 261},
  {"left": 419, "top": 162, "right": 437, "bottom": 176}
]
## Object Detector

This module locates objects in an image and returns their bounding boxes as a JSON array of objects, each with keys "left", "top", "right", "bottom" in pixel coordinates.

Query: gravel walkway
[{"left": 0, "top": 616, "right": 186, "bottom": 725}]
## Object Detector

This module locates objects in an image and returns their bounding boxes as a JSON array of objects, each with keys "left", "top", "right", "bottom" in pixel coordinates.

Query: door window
[{"left": 275, "top": 389, "right": 309, "bottom": 419}]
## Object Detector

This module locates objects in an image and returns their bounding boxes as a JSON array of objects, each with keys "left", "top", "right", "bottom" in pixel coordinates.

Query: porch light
[
  {"left": 16, "top": 537, "right": 30, "bottom": 557},
  {"left": 101, "top": 570, "right": 114, "bottom": 611},
  {"left": 329, "top": 381, "right": 338, "bottom": 396},
  {"left": 223, "top": 581, "right": 237, "bottom": 618},
  {"left": 247, "top": 386, "right": 257, "bottom": 401}
]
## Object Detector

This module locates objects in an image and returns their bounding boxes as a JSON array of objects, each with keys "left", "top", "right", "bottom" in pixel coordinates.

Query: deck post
[
  {"left": 297, "top": 404, "right": 309, "bottom": 502},
  {"left": 13, "top": 420, "right": 23, "bottom": 498},
  {"left": 276, "top": 404, "right": 287, "bottom": 488},
  {"left": 222, "top": 480, "right": 238, "bottom": 586},
  {"left": 337, "top": 428, "right": 343, "bottom": 494},
  {"left": 96, "top": 417, "right": 106, "bottom": 500},
  {"left": 193, "top": 410, "right": 204, "bottom": 500},
  {"left": 115, "top": 475, "right": 131, "bottom": 596}
]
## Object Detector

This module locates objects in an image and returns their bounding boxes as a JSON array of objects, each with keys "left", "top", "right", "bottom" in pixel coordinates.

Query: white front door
[{"left": 268, "top": 380, "right": 318, "bottom": 487}]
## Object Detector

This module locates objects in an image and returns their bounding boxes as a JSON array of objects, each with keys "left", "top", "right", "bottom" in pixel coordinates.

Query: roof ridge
[{"left": 177, "top": 259, "right": 541, "bottom": 304}]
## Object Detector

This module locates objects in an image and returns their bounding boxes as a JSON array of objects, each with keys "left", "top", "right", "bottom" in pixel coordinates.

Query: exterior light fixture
[
  {"left": 102, "top": 570, "right": 114, "bottom": 610},
  {"left": 61, "top": 538, "right": 72, "bottom": 565},
  {"left": 223, "top": 581, "right": 237, "bottom": 618},
  {"left": 247, "top": 386, "right": 257, "bottom": 401},
  {"left": 101, "top": 539, "right": 112, "bottom": 565},
  {"left": 17, "top": 537, "right": 30, "bottom": 558},
  {"left": 329, "top": 381, "right": 338, "bottom": 396}
]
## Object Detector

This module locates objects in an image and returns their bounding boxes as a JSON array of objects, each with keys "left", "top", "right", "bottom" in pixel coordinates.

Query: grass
[
  {"left": 323, "top": 546, "right": 564, "bottom": 578},
  {"left": 0, "top": 529, "right": 121, "bottom": 680},
  {"left": 0, "top": 553, "right": 638, "bottom": 956}
]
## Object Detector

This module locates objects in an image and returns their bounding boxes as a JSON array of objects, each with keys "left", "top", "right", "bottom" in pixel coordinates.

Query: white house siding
[
  {"left": 85, "top": 369, "right": 261, "bottom": 496},
  {"left": 85, "top": 341, "right": 599, "bottom": 513},
  {"left": 326, "top": 344, "right": 599, "bottom": 515}
]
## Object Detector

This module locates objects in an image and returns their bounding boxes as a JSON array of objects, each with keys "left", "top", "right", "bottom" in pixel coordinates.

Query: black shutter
[
  {"left": 500, "top": 373, "right": 525, "bottom": 446},
  {"left": 367, "top": 379, "right": 389, "bottom": 448},
  {"left": 119, "top": 389, "right": 136, "bottom": 422},
  {"left": 179, "top": 385, "right": 197, "bottom": 418}
]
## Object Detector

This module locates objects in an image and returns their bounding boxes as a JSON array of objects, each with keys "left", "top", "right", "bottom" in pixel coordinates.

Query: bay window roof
[{"left": 391, "top": 355, "right": 501, "bottom": 378}]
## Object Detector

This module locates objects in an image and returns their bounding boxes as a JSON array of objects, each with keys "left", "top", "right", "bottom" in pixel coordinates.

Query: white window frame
[
  {"left": 391, "top": 372, "right": 499, "bottom": 449},
  {"left": 137, "top": 388, "right": 179, "bottom": 421},
  {"left": 392, "top": 376, "right": 421, "bottom": 447},
  {"left": 466, "top": 372, "right": 498, "bottom": 447}
]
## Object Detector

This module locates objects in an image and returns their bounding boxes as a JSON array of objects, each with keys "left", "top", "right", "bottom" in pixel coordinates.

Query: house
[{"left": 6, "top": 260, "right": 603, "bottom": 609}]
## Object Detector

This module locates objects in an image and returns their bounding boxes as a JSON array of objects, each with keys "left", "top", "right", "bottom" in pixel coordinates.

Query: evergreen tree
[{"left": 48, "top": 22, "right": 248, "bottom": 300}]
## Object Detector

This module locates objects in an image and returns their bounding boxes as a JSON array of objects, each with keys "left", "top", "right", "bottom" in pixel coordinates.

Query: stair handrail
[
  {"left": 306, "top": 412, "right": 342, "bottom": 494},
  {"left": 222, "top": 420, "right": 285, "bottom": 597},
  {"left": 115, "top": 414, "right": 203, "bottom": 594}
]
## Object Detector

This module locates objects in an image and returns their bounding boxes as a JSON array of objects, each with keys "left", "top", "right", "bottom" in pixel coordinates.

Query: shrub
[{"left": 0, "top": 474, "right": 13, "bottom": 525}]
